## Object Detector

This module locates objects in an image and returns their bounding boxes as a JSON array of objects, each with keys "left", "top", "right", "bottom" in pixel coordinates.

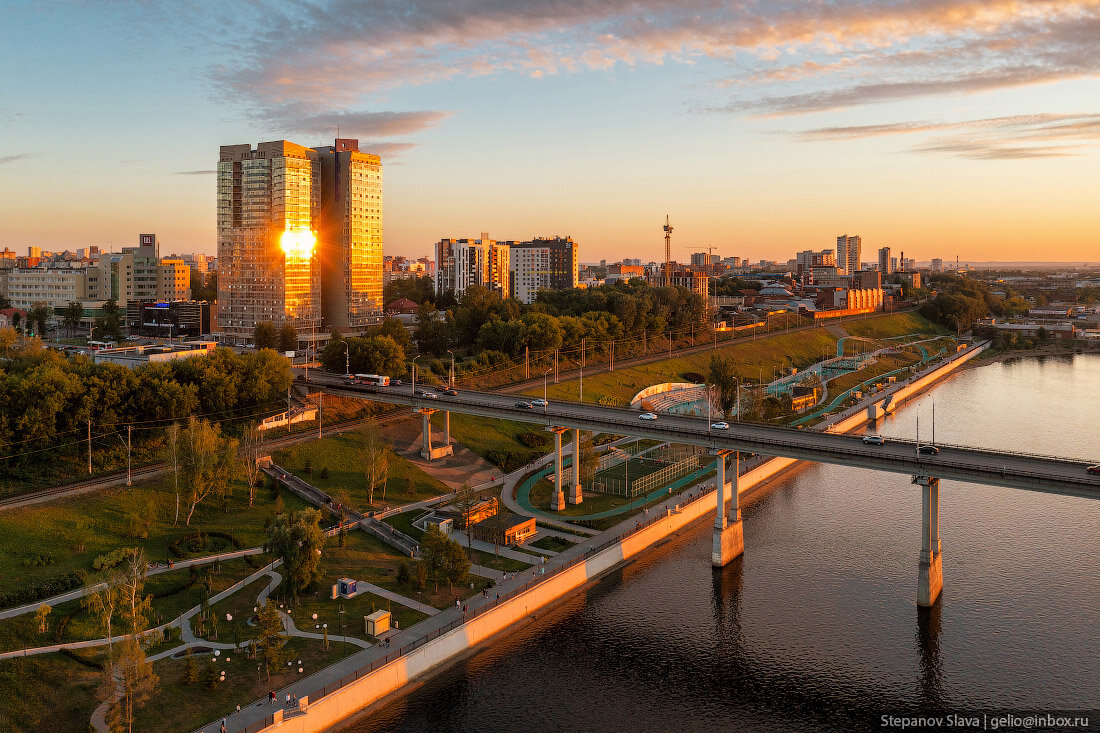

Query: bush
[
  {"left": 396, "top": 562, "right": 411, "bottom": 587},
  {"left": 517, "top": 432, "right": 548, "bottom": 448},
  {"left": 319, "top": 467, "right": 329, "bottom": 480},
  {"left": 303, "top": 457, "right": 312, "bottom": 475},
  {"left": 92, "top": 548, "right": 134, "bottom": 572},
  {"left": 0, "top": 570, "right": 87, "bottom": 611},
  {"left": 168, "top": 531, "right": 243, "bottom": 559}
]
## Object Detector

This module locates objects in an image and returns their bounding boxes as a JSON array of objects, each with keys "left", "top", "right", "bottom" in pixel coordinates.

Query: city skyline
[{"left": 2, "top": 2, "right": 1099, "bottom": 262}]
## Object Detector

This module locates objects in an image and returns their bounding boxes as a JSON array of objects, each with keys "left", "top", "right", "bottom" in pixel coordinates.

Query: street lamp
[
  {"left": 342, "top": 341, "right": 349, "bottom": 375},
  {"left": 411, "top": 355, "right": 422, "bottom": 396},
  {"left": 446, "top": 349, "right": 455, "bottom": 387},
  {"left": 542, "top": 366, "right": 553, "bottom": 407}
]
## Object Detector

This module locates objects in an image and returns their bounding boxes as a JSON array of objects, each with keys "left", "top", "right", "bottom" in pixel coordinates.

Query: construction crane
[{"left": 663, "top": 215, "right": 673, "bottom": 288}]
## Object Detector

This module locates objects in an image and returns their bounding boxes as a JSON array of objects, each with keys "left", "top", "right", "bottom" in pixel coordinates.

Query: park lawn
[
  {"left": 272, "top": 427, "right": 451, "bottom": 512},
  {"left": 285, "top": 588, "right": 427, "bottom": 643},
  {"left": 527, "top": 328, "right": 839, "bottom": 407},
  {"left": 466, "top": 547, "right": 534, "bottom": 573},
  {"left": 0, "top": 648, "right": 102, "bottom": 731},
  {"left": 826, "top": 353, "right": 921, "bottom": 395},
  {"left": 528, "top": 477, "right": 638, "bottom": 518},
  {"left": 382, "top": 509, "right": 426, "bottom": 542},
  {"left": 0, "top": 559, "right": 265, "bottom": 653},
  {"left": 132, "top": 636, "right": 360, "bottom": 733},
  {"left": 207, "top": 575, "right": 275, "bottom": 632},
  {"left": 440, "top": 413, "right": 552, "bottom": 473},
  {"left": 842, "top": 312, "right": 945, "bottom": 339},
  {"left": 531, "top": 535, "right": 575, "bottom": 553},
  {"left": 0, "top": 474, "right": 308, "bottom": 600}
]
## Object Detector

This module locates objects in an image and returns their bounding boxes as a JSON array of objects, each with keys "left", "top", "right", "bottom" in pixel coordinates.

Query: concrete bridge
[{"left": 305, "top": 374, "right": 1099, "bottom": 607}]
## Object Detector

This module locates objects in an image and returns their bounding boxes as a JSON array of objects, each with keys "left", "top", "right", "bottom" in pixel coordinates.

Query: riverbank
[{"left": 962, "top": 342, "right": 1092, "bottom": 369}]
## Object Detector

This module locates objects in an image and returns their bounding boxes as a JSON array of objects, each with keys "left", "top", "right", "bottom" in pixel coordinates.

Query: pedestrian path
[
  {"left": 346, "top": 580, "right": 440, "bottom": 617},
  {"left": 448, "top": 530, "right": 542, "bottom": 565}
]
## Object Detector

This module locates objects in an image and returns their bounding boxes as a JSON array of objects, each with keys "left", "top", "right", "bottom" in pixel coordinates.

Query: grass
[
  {"left": 466, "top": 546, "right": 533, "bottom": 573},
  {"left": 826, "top": 353, "right": 921, "bottom": 395},
  {"left": 0, "top": 648, "right": 102, "bottom": 731},
  {"left": 273, "top": 427, "right": 451, "bottom": 513},
  {"left": 841, "top": 312, "right": 944, "bottom": 339},
  {"left": 132, "top": 636, "right": 359, "bottom": 733},
  {"left": 382, "top": 509, "right": 427, "bottom": 542},
  {"left": 286, "top": 588, "right": 427, "bottom": 642},
  {"left": 531, "top": 535, "right": 575, "bottom": 553},
  {"left": 0, "top": 477, "right": 304, "bottom": 604},
  {"left": 526, "top": 328, "right": 839, "bottom": 407},
  {"left": 441, "top": 413, "right": 553, "bottom": 472}
]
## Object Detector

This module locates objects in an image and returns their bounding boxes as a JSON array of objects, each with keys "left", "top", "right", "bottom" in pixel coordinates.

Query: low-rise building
[
  {"left": 92, "top": 341, "right": 216, "bottom": 368},
  {"left": 469, "top": 512, "right": 537, "bottom": 546}
]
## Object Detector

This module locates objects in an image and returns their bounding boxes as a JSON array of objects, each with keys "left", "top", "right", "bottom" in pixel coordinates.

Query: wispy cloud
[
  {"left": 175, "top": 169, "right": 217, "bottom": 175},
  {"left": 0, "top": 154, "right": 34, "bottom": 166},
  {"left": 795, "top": 113, "right": 1100, "bottom": 159},
  {"left": 262, "top": 106, "right": 452, "bottom": 139}
]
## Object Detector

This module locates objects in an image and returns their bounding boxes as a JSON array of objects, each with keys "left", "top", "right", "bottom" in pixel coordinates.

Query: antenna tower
[{"left": 663, "top": 215, "right": 673, "bottom": 287}]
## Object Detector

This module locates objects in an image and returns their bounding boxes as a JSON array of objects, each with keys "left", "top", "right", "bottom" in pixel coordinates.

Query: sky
[{"left": 1, "top": 0, "right": 1098, "bottom": 264}]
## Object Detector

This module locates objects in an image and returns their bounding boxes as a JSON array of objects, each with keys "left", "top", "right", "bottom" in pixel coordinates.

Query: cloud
[
  {"left": 0, "top": 154, "right": 33, "bottom": 166},
  {"left": 794, "top": 113, "right": 1100, "bottom": 159},
  {"left": 175, "top": 169, "right": 217, "bottom": 175},
  {"left": 263, "top": 107, "right": 452, "bottom": 139}
]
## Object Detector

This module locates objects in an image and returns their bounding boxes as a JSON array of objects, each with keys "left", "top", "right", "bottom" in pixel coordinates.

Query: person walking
[
  {"left": 220, "top": 720, "right": 227, "bottom": 733},
  {"left": 269, "top": 690, "right": 276, "bottom": 705},
  {"left": 286, "top": 693, "right": 291, "bottom": 707}
]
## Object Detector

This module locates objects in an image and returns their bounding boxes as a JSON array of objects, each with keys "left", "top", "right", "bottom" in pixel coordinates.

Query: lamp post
[
  {"left": 542, "top": 367, "right": 553, "bottom": 410},
  {"left": 411, "top": 355, "right": 422, "bottom": 396},
  {"left": 447, "top": 349, "right": 455, "bottom": 388},
  {"left": 342, "top": 341, "right": 349, "bottom": 376},
  {"left": 116, "top": 429, "right": 132, "bottom": 487}
]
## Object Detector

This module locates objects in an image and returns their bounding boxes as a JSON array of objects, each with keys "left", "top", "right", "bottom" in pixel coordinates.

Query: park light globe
[{"left": 280, "top": 229, "right": 316, "bottom": 260}]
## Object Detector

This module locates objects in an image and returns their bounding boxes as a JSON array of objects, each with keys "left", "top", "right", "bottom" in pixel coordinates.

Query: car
[
  {"left": 443, "top": 389, "right": 458, "bottom": 396},
  {"left": 342, "top": 373, "right": 355, "bottom": 380},
  {"left": 416, "top": 390, "right": 437, "bottom": 399},
  {"left": 1088, "top": 465, "right": 1100, "bottom": 475},
  {"left": 639, "top": 412, "right": 658, "bottom": 421},
  {"left": 863, "top": 435, "right": 886, "bottom": 445},
  {"left": 918, "top": 445, "right": 940, "bottom": 455},
  {"left": 392, "top": 379, "right": 402, "bottom": 386},
  {"left": 515, "top": 401, "right": 534, "bottom": 409},
  {"left": 710, "top": 421, "right": 730, "bottom": 430},
  {"left": 531, "top": 398, "right": 548, "bottom": 407}
]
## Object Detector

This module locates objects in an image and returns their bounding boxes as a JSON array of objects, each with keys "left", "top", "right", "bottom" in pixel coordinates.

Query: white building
[{"left": 435, "top": 234, "right": 510, "bottom": 298}]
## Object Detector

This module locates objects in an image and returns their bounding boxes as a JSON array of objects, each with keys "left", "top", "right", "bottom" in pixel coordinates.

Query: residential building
[
  {"left": 508, "top": 236, "right": 578, "bottom": 304},
  {"left": 796, "top": 249, "right": 835, "bottom": 278},
  {"left": 435, "top": 233, "right": 510, "bottom": 298},
  {"left": 157, "top": 259, "right": 192, "bottom": 301},
  {"left": 931, "top": 258, "right": 944, "bottom": 273},
  {"left": 836, "top": 234, "right": 861, "bottom": 275},
  {"left": 217, "top": 138, "right": 384, "bottom": 347},
  {"left": 605, "top": 264, "right": 644, "bottom": 283},
  {"left": 690, "top": 252, "right": 718, "bottom": 267},
  {"left": 3, "top": 267, "right": 90, "bottom": 311},
  {"left": 878, "top": 247, "right": 892, "bottom": 274}
]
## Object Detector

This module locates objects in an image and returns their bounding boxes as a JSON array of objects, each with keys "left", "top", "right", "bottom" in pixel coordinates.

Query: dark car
[
  {"left": 515, "top": 401, "right": 534, "bottom": 409},
  {"left": 444, "top": 389, "right": 458, "bottom": 396},
  {"left": 918, "top": 445, "right": 940, "bottom": 455},
  {"left": 1088, "top": 465, "right": 1100, "bottom": 475}
]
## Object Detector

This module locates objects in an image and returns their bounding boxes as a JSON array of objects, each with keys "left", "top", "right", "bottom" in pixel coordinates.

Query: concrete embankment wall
[{"left": 260, "top": 344, "right": 989, "bottom": 733}]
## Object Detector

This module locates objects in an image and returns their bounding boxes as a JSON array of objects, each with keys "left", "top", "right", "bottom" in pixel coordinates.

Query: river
[{"left": 345, "top": 353, "right": 1100, "bottom": 732}]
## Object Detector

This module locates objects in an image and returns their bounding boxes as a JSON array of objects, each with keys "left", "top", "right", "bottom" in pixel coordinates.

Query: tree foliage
[
  {"left": 253, "top": 321, "right": 278, "bottom": 350},
  {"left": 708, "top": 353, "right": 740, "bottom": 419},
  {"left": 320, "top": 334, "right": 405, "bottom": 376},
  {"left": 179, "top": 417, "right": 238, "bottom": 526},
  {"left": 255, "top": 599, "right": 286, "bottom": 681},
  {"left": 267, "top": 508, "right": 325, "bottom": 600}
]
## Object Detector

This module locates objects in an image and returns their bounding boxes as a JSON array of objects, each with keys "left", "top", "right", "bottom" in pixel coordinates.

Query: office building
[
  {"left": 157, "top": 259, "right": 191, "bottom": 301},
  {"left": 796, "top": 249, "right": 836, "bottom": 278},
  {"left": 509, "top": 236, "right": 578, "bottom": 304},
  {"left": 217, "top": 138, "right": 383, "bottom": 346},
  {"left": 126, "top": 300, "right": 213, "bottom": 338},
  {"left": 123, "top": 234, "right": 160, "bottom": 301},
  {"left": 836, "top": 234, "right": 861, "bottom": 275},
  {"left": 435, "top": 234, "right": 510, "bottom": 298},
  {"left": 878, "top": 247, "right": 892, "bottom": 274}
]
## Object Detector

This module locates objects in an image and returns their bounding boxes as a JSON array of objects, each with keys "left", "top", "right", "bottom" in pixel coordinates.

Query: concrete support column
[
  {"left": 547, "top": 426, "right": 567, "bottom": 511},
  {"left": 422, "top": 411, "right": 433, "bottom": 456},
  {"left": 568, "top": 428, "right": 583, "bottom": 505},
  {"left": 443, "top": 411, "right": 451, "bottom": 445},
  {"left": 915, "top": 476, "right": 943, "bottom": 607},
  {"left": 712, "top": 450, "right": 744, "bottom": 566}
]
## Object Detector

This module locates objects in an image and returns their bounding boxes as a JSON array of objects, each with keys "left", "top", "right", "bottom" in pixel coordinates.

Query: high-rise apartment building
[
  {"left": 878, "top": 246, "right": 892, "bottom": 274},
  {"left": 931, "top": 258, "right": 943, "bottom": 273},
  {"left": 836, "top": 234, "right": 861, "bottom": 275},
  {"left": 435, "top": 234, "right": 510, "bottom": 298},
  {"left": 690, "top": 252, "right": 718, "bottom": 267},
  {"left": 157, "top": 259, "right": 192, "bottom": 301},
  {"left": 509, "top": 236, "right": 578, "bottom": 304},
  {"left": 217, "top": 138, "right": 382, "bottom": 346},
  {"left": 796, "top": 249, "right": 836, "bottom": 277}
]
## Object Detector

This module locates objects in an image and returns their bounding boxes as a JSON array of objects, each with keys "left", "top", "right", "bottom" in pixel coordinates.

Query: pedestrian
[
  {"left": 269, "top": 690, "right": 276, "bottom": 705},
  {"left": 236, "top": 704, "right": 241, "bottom": 715},
  {"left": 292, "top": 693, "right": 298, "bottom": 707},
  {"left": 462, "top": 604, "right": 467, "bottom": 616},
  {"left": 221, "top": 720, "right": 227, "bottom": 733},
  {"left": 495, "top": 593, "right": 500, "bottom": 603},
  {"left": 286, "top": 693, "right": 291, "bottom": 707},
  {"left": 455, "top": 597, "right": 460, "bottom": 608}
]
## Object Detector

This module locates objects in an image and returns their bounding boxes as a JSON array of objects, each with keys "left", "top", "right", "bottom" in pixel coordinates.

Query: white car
[
  {"left": 531, "top": 398, "right": 548, "bottom": 407},
  {"left": 862, "top": 435, "right": 886, "bottom": 445},
  {"left": 710, "top": 421, "right": 730, "bottom": 430},
  {"left": 639, "top": 412, "right": 658, "bottom": 421}
]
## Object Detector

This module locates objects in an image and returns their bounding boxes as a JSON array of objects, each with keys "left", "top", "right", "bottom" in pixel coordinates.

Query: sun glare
[{"left": 280, "top": 229, "right": 316, "bottom": 259}]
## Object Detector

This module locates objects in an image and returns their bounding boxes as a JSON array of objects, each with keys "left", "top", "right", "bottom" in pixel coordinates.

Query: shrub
[
  {"left": 92, "top": 548, "right": 134, "bottom": 573},
  {"left": 0, "top": 570, "right": 87, "bottom": 611},
  {"left": 319, "top": 467, "right": 329, "bottom": 480},
  {"left": 517, "top": 432, "right": 548, "bottom": 448},
  {"left": 303, "top": 457, "right": 312, "bottom": 475},
  {"left": 396, "top": 563, "right": 411, "bottom": 587},
  {"left": 168, "top": 531, "right": 243, "bottom": 559}
]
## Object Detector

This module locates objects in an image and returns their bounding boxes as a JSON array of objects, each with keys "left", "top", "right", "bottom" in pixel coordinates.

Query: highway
[{"left": 305, "top": 373, "right": 1100, "bottom": 501}]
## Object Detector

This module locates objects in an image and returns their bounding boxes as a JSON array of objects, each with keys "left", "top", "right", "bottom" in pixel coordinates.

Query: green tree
[
  {"left": 28, "top": 302, "right": 50, "bottom": 337},
  {"left": 103, "top": 636, "right": 158, "bottom": 733},
  {"left": 396, "top": 562, "right": 411, "bottom": 587},
  {"left": 419, "top": 524, "right": 449, "bottom": 592},
  {"left": 118, "top": 549, "right": 153, "bottom": 635},
  {"left": 0, "top": 326, "right": 16, "bottom": 357},
  {"left": 255, "top": 599, "right": 286, "bottom": 681},
  {"left": 253, "top": 321, "right": 278, "bottom": 349},
  {"left": 443, "top": 539, "right": 471, "bottom": 591},
  {"left": 708, "top": 353, "right": 739, "bottom": 419},
  {"left": 238, "top": 423, "right": 265, "bottom": 508},
  {"left": 34, "top": 604, "right": 51, "bottom": 635},
  {"left": 180, "top": 417, "right": 239, "bottom": 526},
  {"left": 360, "top": 420, "right": 390, "bottom": 506},
  {"left": 92, "top": 299, "right": 123, "bottom": 342},
  {"left": 63, "top": 301, "right": 84, "bottom": 338},
  {"left": 277, "top": 322, "right": 298, "bottom": 352},
  {"left": 84, "top": 577, "right": 121, "bottom": 657},
  {"left": 267, "top": 508, "right": 325, "bottom": 600}
]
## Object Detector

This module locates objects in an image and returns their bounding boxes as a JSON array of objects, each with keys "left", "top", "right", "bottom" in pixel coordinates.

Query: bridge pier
[
  {"left": 443, "top": 410, "right": 450, "bottom": 446},
  {"left": 914, "top": 476, "right": 942, "bottom": 607},
  {"left": 419, "top": 408, "right": 453, "bottom": 460},
  {"left": 712, "top": 450, "right": 743, "bottom": 567},
  {"left": 569, "top": 428, "right": 583, "bottom": 505},
  {"left": 546, "top": 426, "right": 569, "bottom": 511}
]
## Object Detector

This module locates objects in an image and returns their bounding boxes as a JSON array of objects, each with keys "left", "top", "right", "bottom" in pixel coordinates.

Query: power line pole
[
  {"left": 87, "top": 420, "right": 92, "bottom": 475},
  {"left": 663, "top": 215, "right": 673, "bottom": 288},
  {"left": 126, "top": 425, "right": 132, "bottom": 487}
]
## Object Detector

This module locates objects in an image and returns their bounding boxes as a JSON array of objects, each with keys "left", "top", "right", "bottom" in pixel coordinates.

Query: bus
[
  {"left": 88, "top": 340, "right": 117, "bottom": 351},
  {"left": 353, "top": 374, "right": 390, "bottom": 386}
]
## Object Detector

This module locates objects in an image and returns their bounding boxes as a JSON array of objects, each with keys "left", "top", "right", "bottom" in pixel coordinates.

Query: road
[{"left": 307, "top": 373, "right": 1100, "bottom": 500}]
